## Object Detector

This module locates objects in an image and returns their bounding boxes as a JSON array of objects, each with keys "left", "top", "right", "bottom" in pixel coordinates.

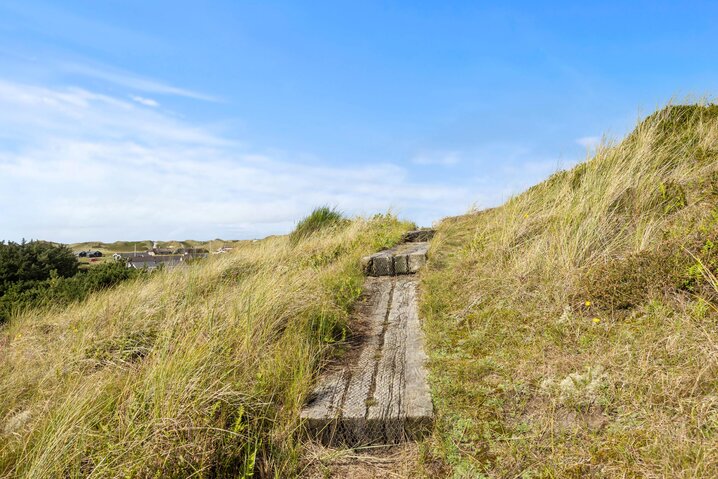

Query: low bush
[
  {"left": 0, "top": 262, "right": 144, "bottom": 323},
  {"left": 289, "top": 206, "right": 349, "bottom": 244}
]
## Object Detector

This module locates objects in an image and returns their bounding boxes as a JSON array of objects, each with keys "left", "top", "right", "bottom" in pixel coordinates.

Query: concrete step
[
  {"left": 402, "top": 229, "right": 435, "bottom": 243},
  {"left": 301, "top": 276, "right": 433, "bottom": 446},
  {"left": 361, "top": 242, "right": 429, "bottom": 277}
]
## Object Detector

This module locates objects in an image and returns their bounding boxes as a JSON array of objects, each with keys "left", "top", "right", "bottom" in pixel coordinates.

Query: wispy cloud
[
  {"left": 576, "top": 135, "right": 601, "bottom": 149},
  {"left": 411, "top": 150, "right": 460, "bottom": 166},
  {"left": 130, "top": 95, "right": 159, "bottom": 107},
  {"left": 60, "top": 62, "right": 219, "bottom": 102},
  {"left": 0, "top": 80, "right": 469, "bottom": 242}
]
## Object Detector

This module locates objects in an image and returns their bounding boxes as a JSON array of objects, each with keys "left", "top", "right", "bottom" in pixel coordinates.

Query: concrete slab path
[{"left": 302, "top": 233, "right": 433, "bottom": 446}]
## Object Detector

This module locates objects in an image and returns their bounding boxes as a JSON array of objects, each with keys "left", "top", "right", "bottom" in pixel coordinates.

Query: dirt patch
[{"left": 521, "top": 396, "right": 610, "bottom": 434}]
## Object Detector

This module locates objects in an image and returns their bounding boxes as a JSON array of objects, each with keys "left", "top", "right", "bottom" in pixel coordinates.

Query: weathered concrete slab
[
  {"left": 371, "top": 253, "right": 394, "bottom": 276},
  {"left": 301, "top": 276, "right": 433, "bottom": 445},
  {"left": 394, "top": 254, "right": 409, "bottom": 275},
  {"left": 402, "top": 229, "right": 435, "bottom": 243},
  {"left": 363, "top": 242, "right": 429, "bottom": 277},
  {"left": 407, "top": 251, "right": 426, "bottom": 273}
]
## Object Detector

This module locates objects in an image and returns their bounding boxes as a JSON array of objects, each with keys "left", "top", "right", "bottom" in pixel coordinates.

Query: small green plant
[
  {"left": 290, "top": 206, "right": 349, "bottom": 244},
  {"left": 658, "top": 180, "right": 687, "bottom": 214}
]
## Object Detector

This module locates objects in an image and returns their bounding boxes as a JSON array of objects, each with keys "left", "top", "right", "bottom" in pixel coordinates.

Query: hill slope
[
  {"left": 421, "top": 105, "right": 718, "bottom": 477},
  {"left": 0, "top": 215, "right": 412, "bottom": 477}
]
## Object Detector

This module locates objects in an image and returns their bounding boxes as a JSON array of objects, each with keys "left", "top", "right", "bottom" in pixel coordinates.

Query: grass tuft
[{"left": 290, "top": 206, "right": 349, "bottom": 244}]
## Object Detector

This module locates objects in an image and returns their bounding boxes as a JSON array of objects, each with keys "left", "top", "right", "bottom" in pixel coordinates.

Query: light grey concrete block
[
  {"left": 407, "top": 252, "right": 426, "bottom": 273},
  {"left": 300, "top": 277, "right": 433, "bottom": 446}
]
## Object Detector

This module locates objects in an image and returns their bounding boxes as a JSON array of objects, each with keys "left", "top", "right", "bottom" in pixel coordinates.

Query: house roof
[
  {"left": 115, "top": 252, "right": 152, "bottom": 259},
  {"left": 128, "top": 255, "right": 182, "bottom": 264}
]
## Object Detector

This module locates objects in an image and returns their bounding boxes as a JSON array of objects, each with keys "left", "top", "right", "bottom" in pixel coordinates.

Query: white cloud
[
  {"left": 575, "top": 136, "right": 600, "bottom": 149},
  {"left": 411, "top": 151, "right": 460, "bottom": 166},
  {"left": 0, "top": 80, "right": 470, "bottom": 242},
  {"left": 130, "top": 95, "right": 159, "bottom": 107},
  {"left": 60, "top": 62, "right": 219, "bottom": 102}
]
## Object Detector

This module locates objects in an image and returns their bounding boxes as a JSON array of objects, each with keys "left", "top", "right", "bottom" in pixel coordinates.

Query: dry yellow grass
[
  {"left": 421, "top": 105, "right": 718, "bottom": 478},
  {"left": 0, "top": 214, "right": 412, "bottom": 478}
]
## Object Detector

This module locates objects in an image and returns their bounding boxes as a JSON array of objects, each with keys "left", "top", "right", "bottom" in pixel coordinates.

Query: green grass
[
  {"left": 420, "top": 104, "right": 718, "bottom": 477},
  {"left": 6, "top": 104, "right": 718, "bottom": 478},
  {"left": 289, "top": 206, "right": 349, "bottom": 244},
  {"left": 0, "top": 213, "right": 412, "bottom": 478}
]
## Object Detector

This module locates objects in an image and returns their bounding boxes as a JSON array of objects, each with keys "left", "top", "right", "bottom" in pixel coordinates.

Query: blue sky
[{"left": 1, "top": 1, "right": 717, "bottom": 242}]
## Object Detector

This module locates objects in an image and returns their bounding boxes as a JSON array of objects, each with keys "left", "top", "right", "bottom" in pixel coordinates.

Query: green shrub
[
  {"left": 0, "top": 240, "right": 78, "bottom": 295},
  {"left": 0, "top": 262, "right": 144, "bottom": 323},
  {"left": 289, "top": 206, "right": 348, "bottom": 244}
]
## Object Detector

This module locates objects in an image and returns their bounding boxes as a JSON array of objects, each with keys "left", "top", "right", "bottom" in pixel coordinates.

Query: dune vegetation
[
  {"left": 421, "top": 105, "right": 718, "bottom": 477},
  {"left": 3, "top": 104, "right": 718, "bottom": 479},
  {"left": 0, "top": 212, "right": 412, "bottom": 478}
]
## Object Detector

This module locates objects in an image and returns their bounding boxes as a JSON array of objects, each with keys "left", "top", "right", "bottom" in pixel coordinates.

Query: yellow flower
[
  {"left": 584, "top": 300, "right": 591, "bottom": 307},
  {"left": 15, "top": 333, "right": 22, "bottom": 339},
  {"left": 523, "top": 213, "right": 529, "bottom": 218},
  {"left": 592, "top": 317, "right": 601, "bottom": 324}
]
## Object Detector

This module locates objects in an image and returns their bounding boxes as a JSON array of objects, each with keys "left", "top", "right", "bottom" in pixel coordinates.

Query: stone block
[
  {"left": 402, "top": 229, "right": 435, "bottom": 243},
  {"left": 371, "top": 254, "right": 394, "bottom": 276},
  {"left": 393, "top": 254, "right": 408, "bottom": 274},
  {"left": 301, "top": 277, "right": 433, "bottom": 446},
  {"left": 407, "top": 252, "right": 426, "bottom": 273}
]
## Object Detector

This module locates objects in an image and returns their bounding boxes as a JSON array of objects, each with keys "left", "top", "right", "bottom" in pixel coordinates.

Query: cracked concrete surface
[{"left": 302, "top": 236, "right": 433, "bottom": 446}]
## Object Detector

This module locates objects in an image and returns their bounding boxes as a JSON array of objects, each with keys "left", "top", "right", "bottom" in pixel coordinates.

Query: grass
[
  {"left": 5, "top": 104, "right": 718, "bottom": 478},
  {"left": 0, "top": 213, "right": 412, "bottom": 478},
  {"left": 289, "top": 206, "right": 349, "bottom": 244},
  {"left": 420, "top": 104, "right": 718, "bottom": 477}
]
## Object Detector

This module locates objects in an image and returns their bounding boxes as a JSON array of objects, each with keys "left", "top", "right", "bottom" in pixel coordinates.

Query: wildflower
[
  {"left": 592, "top": 317, "right": 601, "bottom": 324},
  {"left": 584, "top": 300, "right": 591, "bottom": 307},
  {"left": 15, "top": 333, "right": 22, "bottom": 340},
  {"left": 524, "top": 213, "right": 529, "bottom": 219}
]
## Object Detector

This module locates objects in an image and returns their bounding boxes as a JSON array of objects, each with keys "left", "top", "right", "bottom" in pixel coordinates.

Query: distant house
[
  {"left": 126, "top": 255, "right": 183, "bottom": 270},
  {"left": 173, "top": 247, "right": 208, "bottom": 255},
  {"left": 113, "top": 252, "right": 152, "bottom": 261},
  {"left": 148, "top": 248, "right": 174, "bottom": 256}
]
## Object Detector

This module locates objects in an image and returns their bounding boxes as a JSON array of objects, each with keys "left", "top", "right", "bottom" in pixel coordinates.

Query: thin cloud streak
[
  {"left": 60, "top": 62, "right": 220, "bottom": 102},
  {"left": 576, "top": 135, "right": 601, "bottom": 149},
  {"left": 131, "top": 95, "right": 159, "bottom": 107}
]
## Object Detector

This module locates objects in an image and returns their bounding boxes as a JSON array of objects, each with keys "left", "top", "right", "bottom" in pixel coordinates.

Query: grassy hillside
[
  {"left": 421, "top": 105, "right": 718, "bottom": 477},
  {"left": 0, "top": 214, "right": 412, "bottom": 478}
]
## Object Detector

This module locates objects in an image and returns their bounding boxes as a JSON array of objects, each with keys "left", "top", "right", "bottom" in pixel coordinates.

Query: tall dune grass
[
  {"left": 422, "top": 104, "right": 718, "bottom": 477},
  {"left": 0, "top": 214, "right": 411, "bottom": 478}
]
